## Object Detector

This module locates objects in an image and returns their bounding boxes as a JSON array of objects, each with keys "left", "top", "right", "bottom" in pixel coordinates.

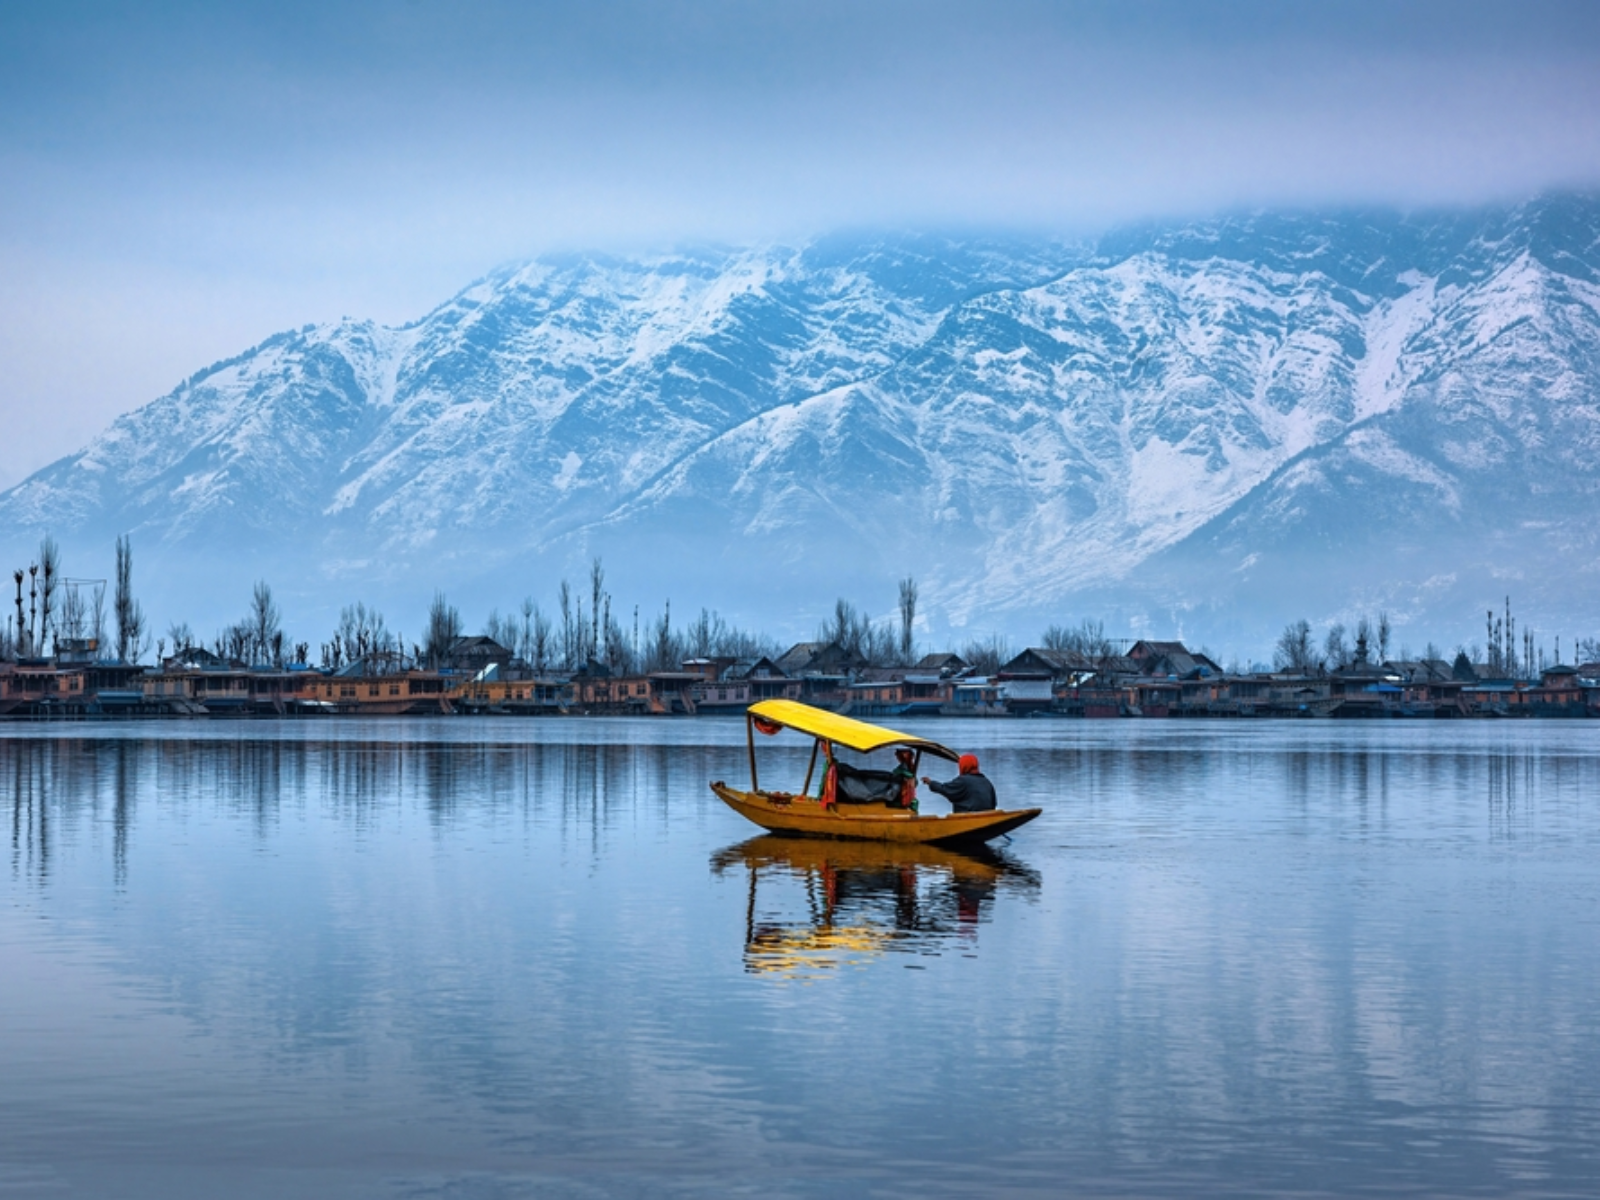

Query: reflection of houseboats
[
  {"left": 712, "top": 700, "right": 1041, "bottom": 845},
  {"left": 711, "top": 835, "right": 1040, "bottom": 978}
]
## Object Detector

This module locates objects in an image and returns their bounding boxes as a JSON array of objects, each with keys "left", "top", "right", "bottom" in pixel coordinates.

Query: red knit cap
[{"left": 958, "top": 753, "right": 980, "bottom": 775}]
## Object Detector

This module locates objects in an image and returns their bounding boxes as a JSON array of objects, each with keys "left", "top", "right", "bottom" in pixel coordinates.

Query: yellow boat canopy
[{"left": 747, "top": 699, "right": 959, "bottom": 761}]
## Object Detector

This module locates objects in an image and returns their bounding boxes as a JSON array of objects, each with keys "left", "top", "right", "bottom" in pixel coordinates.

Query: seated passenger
[
  {"left": 815, "top": 740, "right": 836, "bottom": 807},
  {"left": 922, "top": 753, "right": 997, "bottom": 813},
  {"left": 892, "top": 748, "right": 918, "bottom": 811}
]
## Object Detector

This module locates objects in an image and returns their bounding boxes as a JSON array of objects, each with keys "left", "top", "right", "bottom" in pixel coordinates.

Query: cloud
[{"left": 1, "top": 0, "right": 1598, "bottom": 479}]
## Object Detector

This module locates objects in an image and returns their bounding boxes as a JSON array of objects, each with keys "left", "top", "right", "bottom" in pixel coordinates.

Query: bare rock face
[{"left": 4, "top": 199, "right": 1598, "bottom": 648}]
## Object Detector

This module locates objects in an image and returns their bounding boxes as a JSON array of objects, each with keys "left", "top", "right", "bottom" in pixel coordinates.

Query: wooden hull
[
  {"left": 712, "top": 834, "right": 1031, "bottom": 884},
  {"left": 711, "top": 782, "right": 1040, "bottom": 845}
]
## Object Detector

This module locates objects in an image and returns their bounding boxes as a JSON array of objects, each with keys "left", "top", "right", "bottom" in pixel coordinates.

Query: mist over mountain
[{"left": 4, "top": 197, "right": 1597, "bottom": 656}]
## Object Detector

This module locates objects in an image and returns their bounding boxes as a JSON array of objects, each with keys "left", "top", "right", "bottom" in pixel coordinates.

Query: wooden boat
[{"left": 711, "top": 698, "right": 1040, "bottom": 845}]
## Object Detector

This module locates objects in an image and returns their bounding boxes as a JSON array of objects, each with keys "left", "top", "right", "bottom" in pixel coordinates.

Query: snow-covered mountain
[{"left": 4, "top": 200, "right": 1598, "bottom": 652}]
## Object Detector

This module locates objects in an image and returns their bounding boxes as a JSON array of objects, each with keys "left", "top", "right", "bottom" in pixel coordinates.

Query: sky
[{"left": 2, "top": 0, "right": 1598, "bottom": 487}]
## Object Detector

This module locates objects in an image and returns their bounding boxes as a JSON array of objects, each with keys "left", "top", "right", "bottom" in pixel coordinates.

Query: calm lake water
[{"left": 2, "top": 718, "right": 1598, "bottom": 1198}]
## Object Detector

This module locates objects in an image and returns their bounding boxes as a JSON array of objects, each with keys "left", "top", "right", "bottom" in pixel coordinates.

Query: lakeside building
[
  {"left": 693, "top": 657, "right": 801, "bottom": 713},
  {"left": 0, "top": 635, "right": 1596, "bottom": 721}
]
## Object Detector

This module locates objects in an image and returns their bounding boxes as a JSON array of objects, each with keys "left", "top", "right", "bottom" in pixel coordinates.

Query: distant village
[
  {"left": 6, "top": 634, "right": 1600, "bottom": 721},
  {"left": 1, "top": 541, "right": 1597, "bottom": 720}
]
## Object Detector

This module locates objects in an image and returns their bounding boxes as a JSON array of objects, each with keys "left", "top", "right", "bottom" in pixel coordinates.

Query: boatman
[{"left": 922, "top": 753, "right": 997, "bottom": 813}]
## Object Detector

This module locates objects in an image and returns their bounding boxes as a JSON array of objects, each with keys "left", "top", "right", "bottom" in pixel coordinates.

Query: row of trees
[
  {"left": 7, "top": 539, "right": 1599, "bottom": 679},
  {"left": 269, "top": 560, "right": 920, "bottom": 676},
  {"left": 3, "top": 535, "right": 147, "bottom": 663},
  {"left": 1273, "top": 613, "right": 1397, "bottom": 672},
  {"left": 1274, "top": 604, "right": 1599, "bottom": 678},
  {"left": 1476, "top": 597, "right": 1595, "bottom": 679}
]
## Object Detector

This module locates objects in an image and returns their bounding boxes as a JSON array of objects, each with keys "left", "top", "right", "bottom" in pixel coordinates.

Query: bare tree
[
  {"left": 166, "top": 621, "right": 195, "bottom": 654},
  {"left": 589, "top": 557, "right": 605, "bottom": 661},
  {"left": 12, "top": 569, "right": 25, "bottom": 657},
  {"left": 248, "top": 581, "right": 281, "bottom": 665},
  {"left": 59, "top": 582, "right": 86, "bottom": 642},
  {"left": 1043, "top": 618, "right": 1112, "bottom": 662},
  {"left": 1273, "top": 620, "right": 1317, "bottom": 672},
  {"left": 861, "top": 620, "right": 899, "bottom": 666},
  {"left": 114, "top": 535, "right": 147, "bottom": 664},
  {"left": 960, "top": 633, "right": 1009, "bottom": 675},
  {"left": 558, "top": 580, "right": 576, "bottom": 668},
  {"left": 424, "top": 592, "right": 462, "bottom": 668},
  {"left": 482, "top": 608, "right": 518, "bottom": 651},
  {"left": 1322, "top": 623, "right": 1348, "bottom": 670},
  {"left": 1377, "top": 611, "right": 1391, "bottom": 663},
  {"left": 336, "top": 602, "right": 393, "bottom": 664},
  {"left": 518, "top": 597, "right": 535, "bottom": 661},
  {"left": 522, "top": 601, "right": 552, "bottom": 673},
  {"left": 221, "top": 623, "right": 248, "bottom": 663},
  {"left": 897, "top": 577, "right": 918, "bottom": 664},
  {"left": 603, "top": 608, "right": 633, "bottom": 672},
  {"left": 686, "top": 607, "right": 724, "bottom": 659},
  {"left": 819, "top": 598, "right": 874, "bottom": 659},
  {"left": 55, "top": 577, "right": 106, "bottom": 652},
  {"left": 91, "top": 581, "right": 107, "bottom": 653},
  {"left": 37, "top": 535, "right": 59, "bottom": 652},
  {"left": 647, "top": 600, "right": 676, "bottom": 672}
]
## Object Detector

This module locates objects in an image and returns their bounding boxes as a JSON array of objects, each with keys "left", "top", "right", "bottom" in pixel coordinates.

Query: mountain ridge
[{"left": 3, "top": 200, "right": 1596, "bottom": 651}]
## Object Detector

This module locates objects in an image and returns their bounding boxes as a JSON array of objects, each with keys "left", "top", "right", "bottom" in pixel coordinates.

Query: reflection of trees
[
  {"left": 9, "top": 738, "right": 51, "bottom": 884},
  {"left": 113, "top": 739, "right": 132, "bottom": 886},
  {"left": 989, "top": 732, "right": 1600, "bottom": 848},
  {"left": 1485, "top": 743, "right": 1541, "bottom": 841},
  {"left": 0, "top": 734, "right": 729, "bottom": 887},
  {"left": 6, "top": 729, "right": 1598, "bottom": 898},
  {"left": 321, "top": 740, "right": 405, "bottom": 820}
]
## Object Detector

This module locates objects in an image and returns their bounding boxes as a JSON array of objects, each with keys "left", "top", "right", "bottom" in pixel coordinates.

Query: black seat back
[{"left": 833, "top": 760, "right": 903, "bottom": 804}]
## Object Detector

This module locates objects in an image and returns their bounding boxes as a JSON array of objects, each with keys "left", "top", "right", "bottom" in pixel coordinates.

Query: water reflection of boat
[
  {"left": 712, "top": 699, "right": 1041, "bottom": 844},
  {"left": 711, "top": 834, "right": 1040, "bottom": 978}
]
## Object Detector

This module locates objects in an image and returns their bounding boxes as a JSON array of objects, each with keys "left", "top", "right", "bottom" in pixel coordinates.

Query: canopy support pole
[
  {"left": 746, "top": 712, "right": 759, "bottom": 792},
  {"left": 802, "top": 738, "right": 819, "bottom": 797}
]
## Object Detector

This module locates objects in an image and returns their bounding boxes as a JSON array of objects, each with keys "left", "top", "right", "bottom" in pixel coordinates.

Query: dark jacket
[{"left": 927, "top": 772, "right": 997, "bottom": 813}]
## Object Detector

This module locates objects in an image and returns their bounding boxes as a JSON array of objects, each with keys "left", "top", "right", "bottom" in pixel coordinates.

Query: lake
[{"left": 2, "top": 718, "right": 1598, "bottom": 1198}]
